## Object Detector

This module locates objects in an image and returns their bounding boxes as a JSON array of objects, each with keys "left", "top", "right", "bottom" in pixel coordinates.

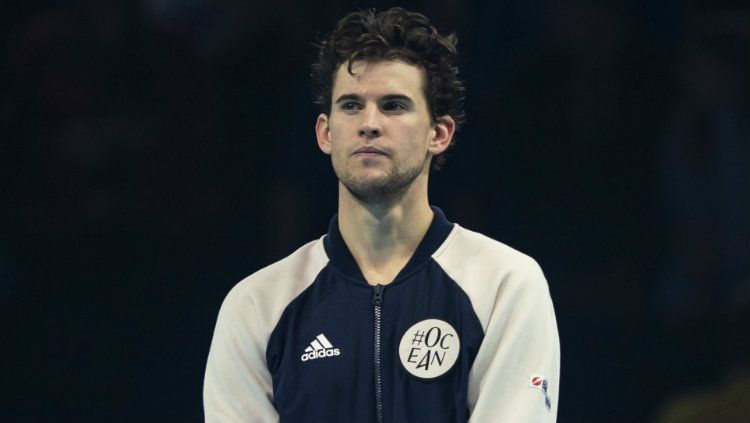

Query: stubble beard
[{"left": 336, "top": 160, "right": 426, "bottom": 208}]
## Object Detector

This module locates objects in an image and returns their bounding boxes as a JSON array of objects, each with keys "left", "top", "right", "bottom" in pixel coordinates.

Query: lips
[{"left": 353, "top": 146, "right": 386, "bottom": 156}]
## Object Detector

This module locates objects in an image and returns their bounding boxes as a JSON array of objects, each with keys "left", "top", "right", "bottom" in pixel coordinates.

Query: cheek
[
  {"left": 404, "top": 127, "right": 432, "bottom": 154},
  {"left": 327, "top": 133, "right": 351, "bottom": 167}
]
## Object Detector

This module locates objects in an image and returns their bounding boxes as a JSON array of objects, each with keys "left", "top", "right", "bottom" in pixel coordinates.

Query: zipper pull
[{"left": 372, "top": 284, "right": 384, "bottom": 306}]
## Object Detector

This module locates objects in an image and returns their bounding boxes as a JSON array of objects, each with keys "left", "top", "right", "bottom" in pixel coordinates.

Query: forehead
[{"left": 331, "top": 60, "right": 426, "bottom": 100}]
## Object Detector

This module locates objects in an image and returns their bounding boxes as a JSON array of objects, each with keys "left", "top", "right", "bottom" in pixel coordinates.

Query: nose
[{"left": 358, "top": 104, "right": 382, "bottom": 139}]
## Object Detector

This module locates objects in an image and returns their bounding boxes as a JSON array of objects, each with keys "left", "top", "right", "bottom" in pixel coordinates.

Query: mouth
[{"left": 353, "top": 146, "right": 387, "bottom": 156}]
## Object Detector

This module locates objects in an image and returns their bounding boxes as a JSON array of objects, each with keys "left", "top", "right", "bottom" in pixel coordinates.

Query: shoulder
[
  {"left": 432, "top": 224, "right": 550, "bottom": 330},
  {"left": 433, "top": 224, "right": 544, "bottom": 281},
  {"left": 220, "top": 237, "right": 329, "bottom": 329}
]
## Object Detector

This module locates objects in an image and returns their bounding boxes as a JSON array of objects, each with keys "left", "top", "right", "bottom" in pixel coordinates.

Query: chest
[{"left": 265, "top": 263, "right": 485, "bottom": 423}]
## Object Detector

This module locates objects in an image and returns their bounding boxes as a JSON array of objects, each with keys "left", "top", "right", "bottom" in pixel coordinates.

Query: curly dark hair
[{"left": 311, "top": 7, "right": 466, "bottom": 170}]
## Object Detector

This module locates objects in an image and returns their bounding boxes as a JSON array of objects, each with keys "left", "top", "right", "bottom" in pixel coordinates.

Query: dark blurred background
[{"left": 2, "top": 0, "right": 749, "bottom": 422}]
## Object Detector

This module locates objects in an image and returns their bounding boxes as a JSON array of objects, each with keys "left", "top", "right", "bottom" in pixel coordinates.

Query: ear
[
  {"left": 428, "top": 115, "right": 456, "bottom": 156},
  {"left": 315, "top": 113, "right": 332, "bottom": 155}
]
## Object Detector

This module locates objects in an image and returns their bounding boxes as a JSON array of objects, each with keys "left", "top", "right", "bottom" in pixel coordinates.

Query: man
[{"left": 204, "top": 7, "right": 560, "bottom": 423}]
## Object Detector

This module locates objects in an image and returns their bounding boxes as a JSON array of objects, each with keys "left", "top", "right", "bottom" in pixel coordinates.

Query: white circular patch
[{"left": 398, "top": 319, "right": 460, "bottom": 379}]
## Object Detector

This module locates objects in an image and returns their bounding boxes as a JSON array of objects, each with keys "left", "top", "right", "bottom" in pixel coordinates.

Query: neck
[{"left": 337, "top": 174, "right": 434, "bottom": 285}]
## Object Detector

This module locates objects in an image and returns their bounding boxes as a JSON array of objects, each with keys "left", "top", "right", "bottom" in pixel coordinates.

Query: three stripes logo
[{"left": 300, "top": 334, "right": 341, "bottom": 362}]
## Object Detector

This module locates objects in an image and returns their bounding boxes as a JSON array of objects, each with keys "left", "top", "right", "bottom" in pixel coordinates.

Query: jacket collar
[{"left": 323, "top": 206, "right": 454, "bottom": 284}]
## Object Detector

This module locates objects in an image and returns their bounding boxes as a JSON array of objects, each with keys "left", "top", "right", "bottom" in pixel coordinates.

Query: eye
[
  {"left": 340, "top": 101, "right": 362, "bottom": 113},
  {"left": 382, "top": 101, "right": 407, "bottom": 112}
]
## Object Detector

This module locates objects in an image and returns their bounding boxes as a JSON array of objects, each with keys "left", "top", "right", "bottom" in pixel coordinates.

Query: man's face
[{"left": 316, "top": 60, "right": 454, "bottom": 204}]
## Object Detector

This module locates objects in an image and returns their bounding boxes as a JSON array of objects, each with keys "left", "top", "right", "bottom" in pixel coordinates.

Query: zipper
[{"left": 372, "top": 284, "right": 384, "bottom": 423}]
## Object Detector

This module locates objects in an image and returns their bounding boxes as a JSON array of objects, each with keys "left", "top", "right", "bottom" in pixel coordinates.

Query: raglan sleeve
[
  {"left": 203, "top": 286, "right": 279, "bottom": 423},
  {"left": 467, "top": 258, "right": 560, "bottom": 422}
]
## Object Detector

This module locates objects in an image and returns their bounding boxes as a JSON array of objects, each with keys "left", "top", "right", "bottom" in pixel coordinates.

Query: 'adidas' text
[{"left": 301, "top": 348, "right": 340, "bottom": 361}]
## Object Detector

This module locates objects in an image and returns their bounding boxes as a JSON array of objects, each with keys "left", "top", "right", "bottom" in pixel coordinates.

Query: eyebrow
[
  {"left": 334, "top": 93, "right": 415, "bottom": 105},
  {"left": 334, "top": 94, "right": 364, "bottom": 105},
  {"left": 380, "top": 94, "right": 414, "bottom": 105}
]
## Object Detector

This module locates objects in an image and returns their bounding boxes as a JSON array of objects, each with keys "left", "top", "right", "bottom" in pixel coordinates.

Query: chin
[
  {"left": 347, "top": 176, "right": 390, "bottom": 193},
  {"left": 340, "top": 166, "right": 390, "bottom": 183}
]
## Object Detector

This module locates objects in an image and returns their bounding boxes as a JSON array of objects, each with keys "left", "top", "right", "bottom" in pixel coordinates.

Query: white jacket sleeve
[
  {"left": 203, "top": 240, "right": 327, "bottom": 423},
  {"left": 467, "top": 259, "right": 560, "bottom": 422},
  {"left": 203, "top": 288, "right": 279, "bottom": 423}
]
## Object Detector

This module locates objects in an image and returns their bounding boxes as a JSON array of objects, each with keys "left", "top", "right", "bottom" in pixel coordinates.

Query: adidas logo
[{"left": 300, "top": 334, "right": 341, "bottom": 362}]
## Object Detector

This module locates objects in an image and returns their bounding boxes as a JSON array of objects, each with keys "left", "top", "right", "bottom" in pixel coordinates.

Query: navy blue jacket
[{"left": 205, "top": 208, "right": 560, "bottom": 423}]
